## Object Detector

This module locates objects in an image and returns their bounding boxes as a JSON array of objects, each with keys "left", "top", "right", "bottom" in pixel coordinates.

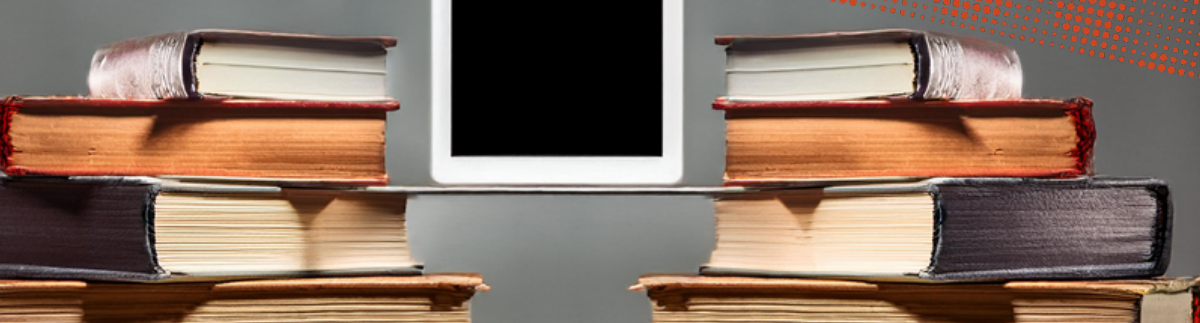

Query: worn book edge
[
  {"left": 89, "top": 29, "right": 397, "bottom": 100},
  {"left": 707, "top": 177, "right": 1170, "bottom": 282},
  {"left": 0, "top": 274, "right": 490, "bottom": 293},
  {"left": 716, "top": 29, "right": 1021, "bottom": 101},
  {"left": 632, "top": 274, "right": 1199, "bottom": 295},
  {"left": 0, "top": 96, "right": 393, "bottom": 185},
  {"left": 717, "top": 97, "right": 1095, "bottom": 185}
]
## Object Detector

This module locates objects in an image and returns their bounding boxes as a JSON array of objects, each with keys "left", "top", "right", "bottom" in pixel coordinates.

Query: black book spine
[
  {"left": 923, "top": 178, "right": 1171, "bottom": 281},
  {"left": 0, "top": 178, "right": 167, "bottom": 282}
]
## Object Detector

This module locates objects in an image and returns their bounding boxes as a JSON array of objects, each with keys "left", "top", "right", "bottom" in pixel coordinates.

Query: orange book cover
[
  {"left": 1, "top": 96, "right": 399, "bottom": 185},
  {"left": 715, "top": 97, "right": 1095, "bottom": 186}
]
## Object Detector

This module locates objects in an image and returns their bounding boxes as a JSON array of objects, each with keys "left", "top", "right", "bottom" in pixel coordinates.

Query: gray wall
[{"left": 0, "top": 1, "right": 1196, "bottom": 323}]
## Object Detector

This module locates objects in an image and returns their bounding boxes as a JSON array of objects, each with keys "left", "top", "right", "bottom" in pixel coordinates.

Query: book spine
[
  {"left": 1193, "top": 290, "right": 1198, "bottom": 323},
  {"left": 0, "top": 96, "right": 17, "bottom": 171},
  {"left": 0, "top": 179, "right": 167, "bottom": 282},
  {"left": 924, "top": 178, "right": 1171, "bottom": 281},
  {"left": 87, "top": 31, "right": 197, "bottom": 100},
  {"left": 1067, "top": 98, "right": 1096, "bottom": 176},
  {"left": 915, "top": 31, "right": 1023, "bottom": 100}
]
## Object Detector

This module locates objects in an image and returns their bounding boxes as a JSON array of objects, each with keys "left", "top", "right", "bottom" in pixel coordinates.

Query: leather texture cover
[
  {"left": 700, "top": 177, "right": 1170, "bottom": 282},
  {"left": 924, "top": 177, "right": 1172, "bottom": 281},
  {"left": 716, "top": 97, "right": 1095, "bottom": 185},
  {"left": 0, "top": 177, "right": 423, "bottom": 282},
  {"left": 716, "top": 29, "right": 1022, "bottom": 101},
  {"left": 0, "top": 96, "right": 398, "bottom": 185},
  {"left": 0, "top": 176, "right": 166, "bottom": 282},
  {"left": 88, "top": 29, "right": 396, "bottom": 100}
]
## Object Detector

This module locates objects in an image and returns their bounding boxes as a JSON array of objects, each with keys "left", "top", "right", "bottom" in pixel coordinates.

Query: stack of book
[
  {"left": 633, "top": 29, "right": 1193, "bottom": 322},
  {"left": 0, "top": 30, "right": 486, "bottom": 322}
]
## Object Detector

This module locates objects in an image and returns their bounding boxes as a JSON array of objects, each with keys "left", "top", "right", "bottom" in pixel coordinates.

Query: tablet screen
[{"left": 451, "top": 2, "right": 663, "bottom": 157}]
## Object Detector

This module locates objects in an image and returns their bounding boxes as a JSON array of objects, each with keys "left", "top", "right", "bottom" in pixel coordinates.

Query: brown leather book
[
  {"left": 88, "top": 29, "right": 396, "bottom": 101},
  {"left": 717, "top": 97, "right": 1094, "bottom": 186},
  {"left": 0, "top": 275, "right": 488, "bottom": 323},
  {"left": 1, "top": 96, "right": 397, "bottom": 185},
  {"left": 632, "top": 275, "right": 1199, "bottom": 323},
  {"left": 717, "top": 29, "right": 1021, "bottom": 102}
]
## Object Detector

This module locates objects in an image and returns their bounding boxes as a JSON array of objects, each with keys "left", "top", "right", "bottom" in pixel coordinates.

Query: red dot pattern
[{"left": 831, "top": 0, "right": 1200, "bottom": 78}]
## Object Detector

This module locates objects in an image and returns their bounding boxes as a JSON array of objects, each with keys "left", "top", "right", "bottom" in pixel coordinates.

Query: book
[
  {"left": 718, "top": 29, "right": 1021, "bottom": 102},
  {"left": 632, "top": 275, "right": 1198, "bottom": 323},
  {"left": 717, "top": 98, "right": 1094, "bottom": 185},
  {"left": 88, "top": 29, "right": 396, "bottom": 101},
  {"left": 0, "top": 96, "right": 397, "bottom": 185},
  {"left": 0, "top": 177, "right": 419, "bottom": 282},
  {"left": 0, "top": 275, "right": 487, "bottom": 322},
  {"left": 705, "top": 178, "right": 1170, "bottom": 281}
]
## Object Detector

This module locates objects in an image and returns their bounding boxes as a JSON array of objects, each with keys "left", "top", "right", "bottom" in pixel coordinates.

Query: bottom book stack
[
  {"left": 632, "top": 275, "right": 1198, "bottom": 323},
  {"left": 0, "top": 274, "right": 488, "bottom": 323},
  {"left": 631, "top": 177, "right": 1189, "bottom": 323}
]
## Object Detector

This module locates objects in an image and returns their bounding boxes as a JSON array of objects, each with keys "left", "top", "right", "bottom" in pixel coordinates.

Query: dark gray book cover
[
  {"left": 0, "top": 176, "right": 422, "bottom": 283},
  {"left": 703, "top": 177, "right": 1172, "bottom": 282}
]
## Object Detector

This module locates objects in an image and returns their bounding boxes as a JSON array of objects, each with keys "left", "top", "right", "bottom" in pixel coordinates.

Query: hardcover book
[
  {"left": 632, "top": 275, "right": 1199, "bottom": 323},
  {"left": 0, "top": 177, "right": 419, "bottom": 282},
  {"left": 88, "top": 29, "right": 396, "bottom": 101},
  {"left": 705, "top": 178, "right": 1171, "bottom": 281},
  {"left": 718, "top": 29, "right": 1021, "bottom": 102},
  {"left": 0, "top": 275, "right": 487, "bottom": 323},
  {"left": 717, "top": 98, "right": 1094, "bottom": 185},
  {"left": 0, "top": 96, "right": 396, "bottom": 185}
]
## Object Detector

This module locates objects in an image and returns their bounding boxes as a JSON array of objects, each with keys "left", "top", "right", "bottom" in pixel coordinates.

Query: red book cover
[
  {"left": 1, "top": 96, "right": 399, "bottom": 185},
  {"left": 715, "top": 97, "right": 1095, "bottom": 186}
]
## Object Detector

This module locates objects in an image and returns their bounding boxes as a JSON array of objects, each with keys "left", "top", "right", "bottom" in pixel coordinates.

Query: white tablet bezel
[{"left": 430, "top": 0, "right": 684, "bottom": 185}]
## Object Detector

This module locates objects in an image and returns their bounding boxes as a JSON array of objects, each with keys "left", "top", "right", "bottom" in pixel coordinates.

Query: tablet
[{"left": 430, "top": 0, "right": 683, "bottom": 185}]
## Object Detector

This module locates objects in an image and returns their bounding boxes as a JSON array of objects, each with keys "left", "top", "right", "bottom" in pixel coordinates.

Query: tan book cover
[
  {"left": 0, "top": 274, "right": 488, "bottom": 323},
  {"left": 633, "top": 275, "right": 1198, "bottom": 323}
]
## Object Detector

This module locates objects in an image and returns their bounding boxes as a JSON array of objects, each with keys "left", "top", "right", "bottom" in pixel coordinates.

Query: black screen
[{"left": 451, "top": 2, "right": 663, "bottom": 156}]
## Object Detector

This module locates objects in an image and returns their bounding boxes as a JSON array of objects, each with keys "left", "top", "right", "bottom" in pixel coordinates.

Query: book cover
[
  {"left": 88, "top": 29, "right": 397, "bottom": 101},
  {"left": 718, "top": 29, "right": 1022, "bottom": 101},
  {"left": 1, "top": 96, "right": 398, "bottom": 185},
  {"left": 0, "top": 176, "right": 420, "bottom": 282},
  {"left": 717, "top": 97, "right": 1095, "bottom": 186},
  {"left": 704, "top": 177, "right": 1170, "bottom": 282},
  {"left": 0, "top": 275, "right": 487, "bottom": 322},
  {"left": 632, "top": 275, "right": 1198, "bottom": 323}
]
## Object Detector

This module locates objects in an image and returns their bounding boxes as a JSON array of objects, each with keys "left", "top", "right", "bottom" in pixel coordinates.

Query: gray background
[{"left": 0, "top": 1, "right": 1196, "bottom": 323}]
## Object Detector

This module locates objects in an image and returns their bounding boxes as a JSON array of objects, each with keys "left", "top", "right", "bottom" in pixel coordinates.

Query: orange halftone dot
[{"left": 833, "top": 0, "right": 1199, "bottom": 79}]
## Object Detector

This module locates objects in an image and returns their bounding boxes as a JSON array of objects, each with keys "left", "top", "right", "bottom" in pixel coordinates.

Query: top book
[
  {"left": 88, "top": 29, "right": 396, "bottom": 101},
  {"left": 718, "top": 29, "right": 1022, "bottom": 102}
]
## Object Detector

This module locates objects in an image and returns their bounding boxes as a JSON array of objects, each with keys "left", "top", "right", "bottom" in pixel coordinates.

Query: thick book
[
  {"left": 632, "top": 275, "right": 1199, "bottom": 323},
  {"left": 0, "top": 275, "right": 488, "bottom": 323},
  {"left": 0, "top": 177, "right": 420, "bottom": 282},
  {"left": 705, "top": 178, "right": 1171, "bottom": 282},
  {"left": 718, "top": 29, "right": 1021, "bottom": 102},
  {"left": 0, "top": 96, "right": 396, "bottom": 185},
  {"left": 89, "top": 29, "right": 396, "bottom": 101},
  {"left": 717, "top": 98, "right": 1094, "bottom": 186}
]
